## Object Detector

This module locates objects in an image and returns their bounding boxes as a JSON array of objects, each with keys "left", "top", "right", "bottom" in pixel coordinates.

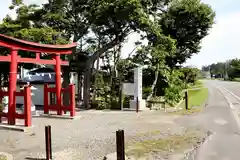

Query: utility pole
[{"left": 224, "top": 61, "right": 229, "bottom": 80}]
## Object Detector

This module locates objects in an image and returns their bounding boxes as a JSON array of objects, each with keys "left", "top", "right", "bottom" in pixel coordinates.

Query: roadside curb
[{"left": 183, "top": 131, "right": 215, "bottom": 160}]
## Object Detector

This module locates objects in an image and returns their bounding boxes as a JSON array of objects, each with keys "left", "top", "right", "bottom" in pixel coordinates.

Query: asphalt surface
[{"left": 190, "top": 80, "right": 240, "bottom": 160}]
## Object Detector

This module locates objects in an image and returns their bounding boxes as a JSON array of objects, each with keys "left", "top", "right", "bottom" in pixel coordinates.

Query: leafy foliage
[
  {"left": 0, "top": 0, "right": 215, "bottom": 108},
  {"left": 164, "top": 70, "right": 184, "bottom": 106},
  {"left": 180, "top": 67, "right": 200, "bottom": 85},
  {"left": 160, "top": 0, "right": 215, "bottom": 67},
  {"left": 205, "top": 59, "right": 240, "bottom": 80}
]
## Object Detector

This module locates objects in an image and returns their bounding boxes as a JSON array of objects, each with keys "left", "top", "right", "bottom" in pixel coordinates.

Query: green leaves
[
  {"left": 160, "top": 0, "right": 215, "bottom": 66},
  {"left": 164, "top": 69, "right": 184, "bottom": 106}
]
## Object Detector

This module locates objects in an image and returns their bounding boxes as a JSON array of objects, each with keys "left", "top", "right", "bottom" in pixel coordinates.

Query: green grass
[
  {"left": 187, "top": 80, "right": 204, "bottom": 89},
  {"left": 194, "top": 80, "right": 203, "bottom": 86},
  {"left": 0, "top": 155, "right": 7, "bottom": 160},
  {"left": 187, "top": 88, "right": 208, "bottom": 107},
  {"left": 233, "top": 78, "right": 240, "bottom": 82},
  {"left": 173, "top": 88, "right": 209, "bottom": 115}
]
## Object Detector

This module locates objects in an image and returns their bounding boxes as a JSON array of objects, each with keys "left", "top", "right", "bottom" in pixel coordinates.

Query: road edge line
[
  {"left": 221, "top": 86, "right": 240, "bottom": 101},
  {"left": 217, "top": 87, "right": 240, "bottom": 131}
]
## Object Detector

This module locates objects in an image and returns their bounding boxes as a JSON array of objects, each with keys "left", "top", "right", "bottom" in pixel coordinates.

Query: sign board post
[{"left": 122, "top": 67, "right": 147, "bottom": 111}]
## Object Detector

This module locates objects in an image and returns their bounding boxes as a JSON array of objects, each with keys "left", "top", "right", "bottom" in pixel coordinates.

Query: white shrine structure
[{"left": 122, "top": 67, "right": 148, "bottom": 110}]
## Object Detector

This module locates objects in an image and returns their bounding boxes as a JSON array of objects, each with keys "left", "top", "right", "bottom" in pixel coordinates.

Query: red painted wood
[
  {"left": 44, "top": 84, "right": 76, "bottom": 116},
  {"left": 0, "top": 34, "right": 76, "bottom": 54},
  {"left": 70, "top": 84, "right": 76, "bottom": 117},
  {"left": 8, "top": 49, "right": 18, "bottom": 125},
  {"left": 0, "top": 55, "right": 69, "bottom": 65},
  {"left": 61, "top": 88, "right": 70, "bottom": 92},
  {"left": 0, "top": 55, "right": 10, "bottom": 62},
  {"left": 15, "top": 113, "right": 25, "bottom": 119},
  {"left": 0, "top": 41, "right": 73, "bottom": 54},
  {"left": 0, "top": 112, "right": 7, "bottom": 117},
  {"left": 0, "top": 91, "right": 9, "bottom": 97},
  {"left": 46, "top": 87, "right": 56, "bottom": 93},
  {"left": 47, "top": 105, "right": 59, "bottom": 111},
  {"left": 15, "top": 91, "right": 24, "bottom": 97},
  {"left": 0, "top": 34, "right": 77, "bottom": 127},
  {"left": 17, "top": 57, "right": 69, "bottom": 66},
  {"left": 44, "top": 84, "right": 49, "bottom": 114},
  {"left": 24, "top": 86, "right": 31, "bottom": 127},
  {"left": 36, "top": 52, "right": 40, "bottom": 60},
  {"left": 55, "top": 55, "right": 62, "bottom": 115}
]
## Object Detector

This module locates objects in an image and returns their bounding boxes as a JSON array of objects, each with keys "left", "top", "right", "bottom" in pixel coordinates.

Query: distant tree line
[{"left": 202, "top": 59, "right": 240, "bottom": 80}]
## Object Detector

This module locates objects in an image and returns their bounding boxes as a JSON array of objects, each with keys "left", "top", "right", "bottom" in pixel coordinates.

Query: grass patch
[
  {"left": 173, "top": 88, "right": 209, "bottom": 115},
  {"left": 126, "top": 130, "right": 203, "bottom": 159},
  {"left": 233, "top": 78, "right": 240, "bottom": 82},
  {"left": 0, "top": 155, "right": 7, "bottom": 160},
  {"left": 188, "top": 80, "right": 204, "bottom": 89},
  {"left": 134, "top": 130, "right": 162, "bottom": 137},
  {"left": 194, "top": 80, "right": 203, "bottom": 86}
]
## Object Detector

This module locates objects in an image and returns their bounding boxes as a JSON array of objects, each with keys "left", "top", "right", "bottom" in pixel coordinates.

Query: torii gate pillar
[
  {"left": 0, "top": 34, "right": 77, "bottom": 126},
  {"left": 8, "top": 49, "right": 18, "bottom": 125},
  {"left": 55, "top": 54, "right": 62, "bottom": 115}
]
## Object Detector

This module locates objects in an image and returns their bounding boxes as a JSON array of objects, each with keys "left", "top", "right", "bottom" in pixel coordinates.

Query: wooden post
[
  {"left": 44, "top": 84, "right": 49, "bottom": 114},
  {"left": 185, "top": 90, "right": 188, "bottom": 110},
  {"left": 48, "top": 125, "right": 52, "bottom": 159},
  {"left": 45, "top": 125, "right": 52, "bottom": 160},
  {"left": 70, "top": 84, "right": 76, "bottom": 117},
  {"left": 119, "top": 84, "right": 123, "bottom": 110},
  {"left": 24, "top": 86, "right": 32, "bottom": 127},
  {"left": 116, "top": 130, "right": 125, "bottom": 160},
  {"left": 136, "top": 97, "right": 139, "bottom": 113}
]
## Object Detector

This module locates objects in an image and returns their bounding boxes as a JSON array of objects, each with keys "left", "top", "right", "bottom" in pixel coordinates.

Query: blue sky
[
  {"left": 185, "top": 0, "right": 240, "bottom": 68},
  {"left": 1, "top": 0, "right": 240, "bottom": 69}
]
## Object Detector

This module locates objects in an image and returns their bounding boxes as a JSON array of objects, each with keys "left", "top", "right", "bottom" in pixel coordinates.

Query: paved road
[{"left": 185, "top": 80, "right": 240, "bottom": 160}]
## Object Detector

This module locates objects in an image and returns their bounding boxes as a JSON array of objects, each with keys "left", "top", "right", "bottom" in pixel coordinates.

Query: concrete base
[
  {"left": 130, "top": 99, "right": 148, "bottom": 111},
  {"left": 39, "top": 114, "right": 82, "bottom": 120},
  {"left": 0, "top": 123, "right": 35, "bottom": 132},
  {"left": 103, "top": 152, "right": 128, "bottom": 160}
]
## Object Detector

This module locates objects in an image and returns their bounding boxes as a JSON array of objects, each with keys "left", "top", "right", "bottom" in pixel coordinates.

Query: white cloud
[
  {"left": 186, "top": 11, "right": 240, "bottom": 68},
  {"left": 0, "top": 0, "right": 47, "bottom": 21}
]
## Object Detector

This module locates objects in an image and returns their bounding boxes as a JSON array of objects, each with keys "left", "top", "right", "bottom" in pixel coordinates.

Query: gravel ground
[{"left": 0, "top": 110, "right": 203, "bottom": 160}]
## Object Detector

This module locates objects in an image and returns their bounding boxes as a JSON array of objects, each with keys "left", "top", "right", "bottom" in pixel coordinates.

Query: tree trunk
[
  {"left": 92, "top": 37, "right": 101, "bottom": 100},
  {"left": 82, "top": 36, "right": 121, "bottom": 108},
  {"left": 77, "top": 72, "right": 83, "bottom": 102},
  {"left": 62, "top": 67, "right": 71, "bottom": 105},
  {"left": 92, "top": 56, "right": 100, "bottom": 100},
  {"left": 83, "top": 64, "right": 91, "bottom": 109},
  {"left": 147, "top": 66, "right": 159, "bottom": 100}
]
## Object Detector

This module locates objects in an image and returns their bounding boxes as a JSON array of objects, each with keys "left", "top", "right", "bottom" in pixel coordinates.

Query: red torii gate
[{"left": 0, "top": 34, "right": 77, "bottom": 126}]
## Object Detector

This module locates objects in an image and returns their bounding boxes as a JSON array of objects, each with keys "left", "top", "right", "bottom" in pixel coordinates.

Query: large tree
[
  {"left": 131, "top": 0, "right": 215, "bottom": 101},
  {"left": 3, "top": 0, "right": 215, "bottom": 107},
  {"left": 160, "top": 0, "right": 215, "bottom": 67},
  {"left": 0, "top": 1, "right": 69, "bottom": 86},
  {"left": 33, "top": 0, "right": 176, "bottom": 108}
]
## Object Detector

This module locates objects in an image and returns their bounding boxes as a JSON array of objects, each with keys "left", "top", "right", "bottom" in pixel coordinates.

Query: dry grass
[
  {"left": 171, "top": 88, "right": 209, "bottom": 115},
  {"left": 0, "top": 155, "right": 7, "bottom": 160},
  {"left": 126, "top": 129, "right": 204, "bottom": 159}
]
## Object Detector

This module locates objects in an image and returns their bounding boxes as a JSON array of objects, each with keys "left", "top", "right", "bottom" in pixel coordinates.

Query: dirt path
[{"left": 0, "top": 110, "right": 208, "bottom": 160}]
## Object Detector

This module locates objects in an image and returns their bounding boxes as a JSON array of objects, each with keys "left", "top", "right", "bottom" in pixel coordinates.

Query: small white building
[{"left": 16, "top": 68, "right": 58, "bottom": 107}]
